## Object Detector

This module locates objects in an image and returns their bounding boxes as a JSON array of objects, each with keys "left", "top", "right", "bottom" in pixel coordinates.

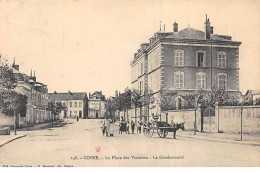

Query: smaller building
[
  {"left": 88, "top": 91, "right": 106, "bottom": 119},
  {"left": 48, "top": 91, "right": 88, "bottom": 119},
  {"left": 244, "top": 89, "right": 260, "bottom": 105}
]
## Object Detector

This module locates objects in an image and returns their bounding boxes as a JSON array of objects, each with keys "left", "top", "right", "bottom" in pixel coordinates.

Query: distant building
[
  {"left": 0, "top": 59, "right": 50, "bottom": 124},
  {"left": 88, "top": 91, "right": 106, "bottom": 119},
  {"left": 244, "top": 89, "right": 260, "bottom": 105},
  {"left": 130, "top": 16, "right": 241, "bottom": 119},
  {"left": 48, "top": 91, "right": 88, "bottom": 119}
]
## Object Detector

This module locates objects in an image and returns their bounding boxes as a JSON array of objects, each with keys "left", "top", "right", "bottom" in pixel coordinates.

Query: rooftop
[{"left": 49, "top": 92, "right": 87, "bottom": 101}]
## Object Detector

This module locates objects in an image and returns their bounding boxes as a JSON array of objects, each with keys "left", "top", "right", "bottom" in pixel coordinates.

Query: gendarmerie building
[{"left": 130, "top": 16, "right": 241, "bottom": 118}]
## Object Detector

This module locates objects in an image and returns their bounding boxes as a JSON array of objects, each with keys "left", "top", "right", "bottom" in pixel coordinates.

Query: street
[{"left": 0, "top": 119, "right": 260, "bottom": 167}]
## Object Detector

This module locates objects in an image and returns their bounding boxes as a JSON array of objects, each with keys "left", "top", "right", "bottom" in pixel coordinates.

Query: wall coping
[{"left": 217, "top": 105, "right": 260, "bottom": 109}]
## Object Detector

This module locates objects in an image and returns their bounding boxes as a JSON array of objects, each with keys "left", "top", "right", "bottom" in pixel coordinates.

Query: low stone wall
[
  {"left": 161, "top": 109, "right": 201, "bottom": 131},
  {"left": 215, "top": 105, "right": 260, "bottom": 134}
]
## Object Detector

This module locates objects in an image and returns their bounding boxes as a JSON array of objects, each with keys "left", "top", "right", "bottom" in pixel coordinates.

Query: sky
[{"left": 0, "top": 0, "right": 259, "bottom": 97}]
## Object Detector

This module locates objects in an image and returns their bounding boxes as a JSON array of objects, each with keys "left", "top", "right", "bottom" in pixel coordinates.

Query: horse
[
  {"left": 156, "top": 122, "right": 185, "bottom": 139},
  {"left": 172, "top": 122, "right": 185, "bottom": 139}
]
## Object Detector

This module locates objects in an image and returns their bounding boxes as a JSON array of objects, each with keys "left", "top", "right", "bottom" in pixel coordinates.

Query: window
[
  {"left": 139, "top": 81, "right": 143, "bottom": 94},
  {"left": 217, "top": 51, "right": 227, "bottom": 68},
  {"left": 174, "top": 71, "right": 184, "bottom": 88},
  {"left": 79, "top": 102, "right": 82, "bottom": 107},
  {"left": 70, "top": 102, "right": 72, "bottom": 107},
  {"left": 174, "top": 49, "right": 184, "bottom": 66},
  {"left": 74, "top": 111, "right": 77, "bottom": 116},
  {"left": 70, "top": 111, "right": 72, "bottom": 116},
  {"left": 196, "top": 51, "right": 206, "bottom": 67},
  {"left": 196, "top": 72, "right": 206, "bottom": 89},
  {"left": 218, "top": 73, "right": 227, "bottom": 90},
  {"left": 74, "top": 102, "right": 77, "bottom": 107},
  {"left": 140, "top": 62, "right": 143, "bottom": 75}
]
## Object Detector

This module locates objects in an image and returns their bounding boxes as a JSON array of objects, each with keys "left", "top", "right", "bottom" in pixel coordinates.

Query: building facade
[
  {"left": 88, "top": 91, "right": 106, "bottom": 119},
  {"left": 48, "top": 91, "right": 88, "bottom": 119},
  {"left": 131, "top": 16, "right": 241, "bottom": 119},
  {"left": 0, "top": 60, "right": 50, "bottom": 124}
]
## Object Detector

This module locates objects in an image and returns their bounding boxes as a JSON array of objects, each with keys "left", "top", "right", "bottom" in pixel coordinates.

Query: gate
[{"left": 201, "top": 104, "right": 215, "bottom": 132}]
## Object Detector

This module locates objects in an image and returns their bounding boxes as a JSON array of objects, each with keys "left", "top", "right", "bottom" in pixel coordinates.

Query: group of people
[
  {"left": 102, "top": 119, "right": 115, "bottom": 137},
  {"left": 119, "top": 117, "right": 143, "bottom": 134}
]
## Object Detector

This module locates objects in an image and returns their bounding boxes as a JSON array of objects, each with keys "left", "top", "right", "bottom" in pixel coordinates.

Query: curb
[
  {"left": 0, "top": 135, "right": 27, "bottom": 148},
  {"left": 179, "top": 134, "right": 260, "bottom": 146}
]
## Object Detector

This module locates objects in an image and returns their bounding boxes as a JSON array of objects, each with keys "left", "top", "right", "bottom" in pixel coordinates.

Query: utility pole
[{"left": 209, "top": 41, "right": 213, "bottom": 133}]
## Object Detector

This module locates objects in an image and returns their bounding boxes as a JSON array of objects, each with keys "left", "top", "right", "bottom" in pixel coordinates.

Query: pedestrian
[
  {"left": 126, "top": 121, "right": 130, "bottom": 134},
  {"left": 77, "top": 116, "right": 79, "bottom": 122},
  {"left": 137, "top": 121, "right": 142, "bottom": 133},
  {"left": 131, "top": 120, "right": 135, "bottom": 134},
  {"left": 102, "top": 121, "right": 106, "bottom": 136}
]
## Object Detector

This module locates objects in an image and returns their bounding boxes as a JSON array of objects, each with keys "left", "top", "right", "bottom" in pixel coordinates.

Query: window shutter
[
  {"left": 196, "top": 52, "right": 198, "bottom": 66},
  {"left": 217, "top": 53, "right": 220, "bottom": 67},
  {"left": 196, "top": 73, "right": 199, "bottom": 89},
  {"left": 203, "top": 53, "right": 206, "bottom": 67}
]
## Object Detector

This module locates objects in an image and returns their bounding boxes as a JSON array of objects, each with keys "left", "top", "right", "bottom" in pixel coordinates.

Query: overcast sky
[{"left": 0, "top": 0, "right": 259, "bottom": 97}]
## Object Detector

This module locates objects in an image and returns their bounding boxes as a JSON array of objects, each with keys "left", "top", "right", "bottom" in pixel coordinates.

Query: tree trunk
[{"left": 14, "top": 109, "right": 17, "bottom": 135}]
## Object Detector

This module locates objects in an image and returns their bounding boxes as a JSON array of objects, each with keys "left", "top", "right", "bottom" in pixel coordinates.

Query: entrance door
[
  {"left": 96, "top": 112, "right": 99, "bottom": 119},
  {"left": 79, "top": 111, "right": 82, "bottom": 118}
]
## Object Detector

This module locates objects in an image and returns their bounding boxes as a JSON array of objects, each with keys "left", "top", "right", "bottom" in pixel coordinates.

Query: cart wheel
[
  {"left": 163, "top": 130, "right": 168, "bottom": 138},
  {"left": 143, "top": 127, "right": 148, "bottom": 136},
  {"left": 146, "top": 124, "right": 154, "bottom": 138},
  {"left": 157, "top": 129, "right": 164, "bottom": 138}
]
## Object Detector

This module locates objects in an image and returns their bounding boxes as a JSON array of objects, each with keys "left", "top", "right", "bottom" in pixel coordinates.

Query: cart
[{"left": 143, "top": 120, "right": 185, "bottom": 139}]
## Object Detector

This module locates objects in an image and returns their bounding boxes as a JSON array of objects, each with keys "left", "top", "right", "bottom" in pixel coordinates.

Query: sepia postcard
[{"left": 0, "top": 0, "right": 260, "bottom": 167}]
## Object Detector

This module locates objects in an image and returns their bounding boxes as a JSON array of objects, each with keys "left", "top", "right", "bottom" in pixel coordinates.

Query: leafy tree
[
  {"left": 105, "top": 97, "right": 117, "bottom": 119},
  {"left": 0, "top": 55, "right": 17, "bottom": 90},
  {"left": 158, "top": 89, "right": 177, "bottom": 111},
  {"left": 141, "top": 87, "right": 155, "bottom": 121},
  {"left": 47, "top": 100, "right": 66, "bottom": 121},
  {"left": 131, "top": 89, "right": 142, "bottom": 123}
]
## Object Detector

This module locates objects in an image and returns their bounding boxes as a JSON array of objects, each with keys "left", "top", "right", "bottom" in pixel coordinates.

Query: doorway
[{"left": 96, "top": 112, "right": 99, "bottom": 119}]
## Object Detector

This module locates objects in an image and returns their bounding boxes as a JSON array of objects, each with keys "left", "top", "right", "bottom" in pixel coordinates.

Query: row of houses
[
  {"left": 0, "top": 60, "right": 107, "bottom": 127},
  {"left": 48, "top": 90, "right": 106, "bottom": 119}
]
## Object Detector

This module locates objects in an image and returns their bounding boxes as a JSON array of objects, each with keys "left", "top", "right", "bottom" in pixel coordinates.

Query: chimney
[
  {"left": 32, "top": 70, "right": 36, "bottom": 82},
  {"left": 12, "top": 57, "right": 19, "bottom": 71},
  {"left": 205, "top": 14, "right": 212, "bottom": 39},
  {"left": 173, "top": 21, "right": 178, "bottom": 32},
  {"left": 115, "top": 90, "right": 119, "bottom": 97}
]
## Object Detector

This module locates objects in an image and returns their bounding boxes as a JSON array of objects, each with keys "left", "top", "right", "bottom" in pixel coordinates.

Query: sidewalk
[
  {"left": 0, "top": 134, "right": 26, "bottom": 148},
  {"left": 0, "top": 120, "right": 67, "bottom": 148},
  {"left": 178, "top": 130, "right": 260, "bottom": 146}
]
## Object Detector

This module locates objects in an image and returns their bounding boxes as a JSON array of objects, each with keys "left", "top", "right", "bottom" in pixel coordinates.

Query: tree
[
  {"left": 106, "top": 97, "right": 117, "bottom": 119},
  {"left": 142, "top": 87, "right": 155, "bottom": 122},
  {"left": 0, "top": 55, "right": 24, "bottom": 134},
  {"left": 47, "top": 100, "right": 66, "bottom": 126},
  {"left": 131, "top": 89, "right": 142, "bottom": 123},
  {"left": 158, "top": 89, "right": 177, "bottom": 111}
]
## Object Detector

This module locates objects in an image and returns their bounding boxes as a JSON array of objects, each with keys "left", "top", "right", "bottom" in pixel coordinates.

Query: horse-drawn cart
[{"left": 143, "top": 121, "right": 185, "bottom": 139}]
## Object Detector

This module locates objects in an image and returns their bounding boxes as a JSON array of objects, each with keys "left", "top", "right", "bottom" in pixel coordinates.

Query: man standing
[{"left": 131, "top": 120, "right": 135, "bottom": 134}]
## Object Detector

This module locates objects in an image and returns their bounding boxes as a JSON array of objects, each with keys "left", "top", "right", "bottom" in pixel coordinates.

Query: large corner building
[{"left": 130, "top": 16, "right": 241, "bottom": 118}]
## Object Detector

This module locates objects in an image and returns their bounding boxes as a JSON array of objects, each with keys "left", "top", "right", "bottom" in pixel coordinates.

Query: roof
[
  {"left": 165, "top": 27, "right": 232, "bottom": 41},
  {"left": 48, "top": 92, "right": 87, "bottom": 101},
  {"left": 89, "top": 91, "right": 106, "bottom": 100},
  {"left": 246, "top": 90, "right": 260, "bottom": 96}
]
